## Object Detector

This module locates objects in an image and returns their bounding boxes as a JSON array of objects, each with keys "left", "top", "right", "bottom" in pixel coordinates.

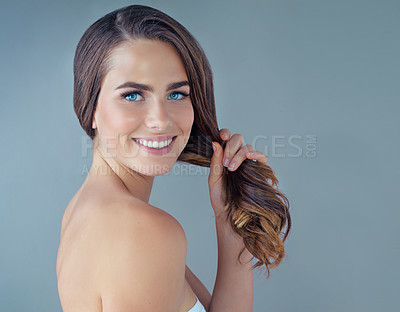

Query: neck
[{"left": 88, "top": 145, "right": 155, "bottom": 204}]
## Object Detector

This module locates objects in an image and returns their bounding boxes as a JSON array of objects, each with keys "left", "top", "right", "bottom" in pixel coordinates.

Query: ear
[{"left": 92, "top": 110, "right": 97, "bottom": 129}]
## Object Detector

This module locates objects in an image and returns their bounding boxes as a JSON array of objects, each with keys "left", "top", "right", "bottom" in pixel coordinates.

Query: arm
[
  {"left": 207, "top": 129, "right": 258, "bottom": 312},
  {"left": 97, "top": 204, "right": 187, "bottom": 312},
  {"left": 208, "top": 214, "right": 254, "bottom": 312},
  {"left": 185, "top": 265, "right": 212, "bottom": 310}
]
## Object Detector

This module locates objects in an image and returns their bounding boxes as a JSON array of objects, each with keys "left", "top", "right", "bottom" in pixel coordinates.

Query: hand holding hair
[
  {"left": 209, "top": 128, "right": 268, "bottom": 218},
  {"left": 202, "top": 126, "right": 291, "bottom": 276}
]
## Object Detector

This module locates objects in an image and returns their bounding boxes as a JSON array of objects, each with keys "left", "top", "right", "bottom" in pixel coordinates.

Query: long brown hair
[{"left": 73, "top": 4, "right": 291, "bottom": 277}]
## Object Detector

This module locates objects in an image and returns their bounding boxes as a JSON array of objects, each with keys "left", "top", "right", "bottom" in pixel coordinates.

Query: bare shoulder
[
  {"left": 91, "top": 197, "right": 188, "bottom": 311},
  {"left": 92, "top": 196, "right": 187, "bottom": 248}
]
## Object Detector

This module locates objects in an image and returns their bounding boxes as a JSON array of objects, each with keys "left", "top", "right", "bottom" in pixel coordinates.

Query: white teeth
[{"left": 135, "top": 137, "right": 174, "bottom": 149}]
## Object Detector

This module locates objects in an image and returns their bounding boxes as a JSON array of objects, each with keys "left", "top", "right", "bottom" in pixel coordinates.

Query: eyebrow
[{"left": 115, "top": 81, "right": 190, "bottom": 92}]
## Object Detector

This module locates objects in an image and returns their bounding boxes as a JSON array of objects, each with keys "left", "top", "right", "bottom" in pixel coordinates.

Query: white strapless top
[{"left": 187, "top": 295, "right": 206, "bottom": 312}]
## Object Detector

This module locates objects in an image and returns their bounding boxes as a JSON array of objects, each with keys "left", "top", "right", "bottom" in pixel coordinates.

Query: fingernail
[
  {"left": 224, "top": 158, "right": 229, "bottom": 166},
  {"left": 248, "top": 151, "right": 254, "bottom": 156},
  {"left": 212, "top": 142, "right": 216, "bottom": 152},
  {"left": 222, "top": 132, "right": 228, "bottom": 138},
  {"left": 228, "top": 163, "right": 235, "bottom": 170}
]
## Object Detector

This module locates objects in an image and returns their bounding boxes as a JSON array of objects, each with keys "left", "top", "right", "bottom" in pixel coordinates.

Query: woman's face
[{"left": 92, "top": 39, "right": 194, "bottom": 176}]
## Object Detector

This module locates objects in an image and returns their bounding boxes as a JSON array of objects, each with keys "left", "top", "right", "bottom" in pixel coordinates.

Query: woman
[{"left": 56, "top": 4, "right": 291, "bottom": 312}]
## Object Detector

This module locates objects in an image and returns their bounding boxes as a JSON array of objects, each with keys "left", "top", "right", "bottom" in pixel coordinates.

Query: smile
[
  {"left": 133, "top": 137, "right": 174, "bottom": 149},
  {"left": 132, "top": 135, "right": 177, "bottom": 156}
]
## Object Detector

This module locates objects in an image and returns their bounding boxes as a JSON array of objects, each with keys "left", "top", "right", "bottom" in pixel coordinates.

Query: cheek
[
  {"left": 182, "top": 104, "right": 194, "bottom": 132},
  {"left": 100, "top": 104, "right": 138, "bottom": 135}
]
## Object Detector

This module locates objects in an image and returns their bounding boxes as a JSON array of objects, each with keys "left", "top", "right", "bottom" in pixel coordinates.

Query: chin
[{"left": 135, "top": 163, "right": 174, "bottom": 177}]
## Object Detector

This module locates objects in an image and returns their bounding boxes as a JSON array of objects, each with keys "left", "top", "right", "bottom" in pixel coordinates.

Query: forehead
[{"left": 104, "top": 39, "right": 188, "bottom": 87}]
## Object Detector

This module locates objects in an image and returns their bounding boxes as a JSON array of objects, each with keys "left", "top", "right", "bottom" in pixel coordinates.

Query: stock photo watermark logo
[
  {"left": 79, "top": 134, "right": 317, "bottom": 175},
  {"left": 251, "top": 135, "right": 317, "bottom": 158}
]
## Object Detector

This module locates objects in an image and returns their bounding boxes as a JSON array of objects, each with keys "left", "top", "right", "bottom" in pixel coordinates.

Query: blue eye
[
  {"left": 168, "top": 91, "right": 189, "bottom": 100},
  {"left": 121, "top": 90, "right": 189, "bottom": 102},
  {"left": 123, "top": 91, "right": 143, "bottom": 102}
]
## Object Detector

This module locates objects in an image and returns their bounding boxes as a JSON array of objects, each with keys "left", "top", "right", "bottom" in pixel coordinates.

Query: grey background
[{"left": 0, "top": 0, "right": 399, "bottom": 311}]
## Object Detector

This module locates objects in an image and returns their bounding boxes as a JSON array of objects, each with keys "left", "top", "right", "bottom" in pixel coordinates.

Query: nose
[{"left": 144, "top": 97, "right": 172, "bottom": 131}]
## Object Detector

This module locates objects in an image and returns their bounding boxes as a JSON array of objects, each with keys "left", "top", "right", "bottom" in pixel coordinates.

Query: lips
[
  {"left": 132, "top": 136, "right": 177, "bottom": 156},
  {"left": 133, "top": 135, "right": 176, "bottom": 142}
]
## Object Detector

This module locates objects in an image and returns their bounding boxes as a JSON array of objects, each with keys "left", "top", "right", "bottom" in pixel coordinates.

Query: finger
[
  {"left": 223, "top": 133, "right": 244, "bottom": 167},
  {"left": 246, "top": 150, "right": 268, "bottom": 165},
  {"left": 219, "top": 128, "right": 231, "bottom": 141},
  {"left": 227, "top": 144, "right": 255, "bottom": 171},
  {"left": 209, "top": 141, "right": 224, "bottom": 185}
]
